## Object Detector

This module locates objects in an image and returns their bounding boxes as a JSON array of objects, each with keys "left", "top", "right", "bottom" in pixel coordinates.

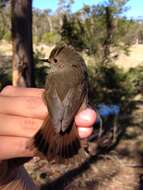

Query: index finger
[
  {"left": 0, "top": 86, "right": 47, "bottom": 119},
  {"left": 1, "top": 86, "right": 44, "bottom": 97},
  {"left": 0, "top": 95, "right": 47, "bottom": 119}
]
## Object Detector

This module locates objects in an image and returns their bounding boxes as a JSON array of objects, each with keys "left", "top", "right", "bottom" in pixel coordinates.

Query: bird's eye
[{"left": 54, "top": 59, "right": 57, "bottom": 63}]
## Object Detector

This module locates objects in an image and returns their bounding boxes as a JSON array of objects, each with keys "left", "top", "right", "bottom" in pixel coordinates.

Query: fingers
[
  {"left": 1, "top": 85, "right": 44, "bottom": 97},
  {"left": 0, "top": 136, "right": 34, "bottom": 160},
  {"left": 78, "top": 127, "right": 93, "bottom": 138},
  {"left": 0, "top": 86, "right": 96, "bottom": 139},
  {"left": 75, "top": 108, "right": 96, "bottom": 127},
  {"left": 0, "top": 114, "right": 43, "bottom": 137},
  {"left": 0, "top": 95, "right": 47, "bottom": 119},
  {"left": 0, "top": 86, "right": 47, "bottom": 119},
  {"left": 75, "top": 108, "right": 96, "bottom": 138},
  {"left": 0, "top": 86, "right": 97, "bottom": 159}
]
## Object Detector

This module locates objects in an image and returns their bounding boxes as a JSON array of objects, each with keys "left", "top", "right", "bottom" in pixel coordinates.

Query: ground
[
  {"left": 24, "top": 101, "right": 143, "bottom": 190},
  {"left": 0, "top": 41, "right": 143, "bottom": 189}
]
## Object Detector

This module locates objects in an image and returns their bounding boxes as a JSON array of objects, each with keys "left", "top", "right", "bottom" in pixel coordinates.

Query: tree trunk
[
  {"left": 47, "top": 16, "right": 53, "bottom": 32},
  {"left": 103, "top": 6, "right": 113, "bottom": 64},
  {"left": 11, "top": 0, "right": 35, "bottom": 87}
]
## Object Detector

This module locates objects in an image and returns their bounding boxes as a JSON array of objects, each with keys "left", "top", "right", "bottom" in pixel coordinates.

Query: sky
[{"left": 33, "top": 0, "right": 143, "bottom": 19}]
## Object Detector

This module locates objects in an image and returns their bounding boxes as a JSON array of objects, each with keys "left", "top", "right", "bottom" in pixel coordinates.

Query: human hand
[{"left": 0, "top": 86, "right": 96, "bottom": 160}]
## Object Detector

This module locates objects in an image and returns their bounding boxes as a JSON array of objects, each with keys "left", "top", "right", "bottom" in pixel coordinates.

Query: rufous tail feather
[{"left": 33, "top": 116, "right": 81, "bottom": 161}]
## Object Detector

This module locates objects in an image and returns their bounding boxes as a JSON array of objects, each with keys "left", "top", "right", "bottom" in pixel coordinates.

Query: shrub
[
  {"left": 126, "top": 65, "right": 143, "bottom": 95},
  {"left": 33, "top": 48, "right": 49, "bottom": 88},
  {"left": 88, "top": 63, "right": 137, "bottom": 113},
  {"left": 3, "top": 31, "right": 11, "bottom": 41},
  {"left": 41, "top": 32, "right": 61, "bottom": 45}
]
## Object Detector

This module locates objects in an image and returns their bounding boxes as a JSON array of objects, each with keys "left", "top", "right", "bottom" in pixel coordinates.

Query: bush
[
  {"left": 126, "top": 65, "right": 143, "bottom": 95},
  {"left": 88, "top": 63, "right": 137, "bottom": 112},
  {"left": 33, "top": 48, "right": 50, "bottom": 88},
  {"left": 41, "top": 32, "right": 61, "bottom": 45},
  {"left": 3, "top": 31, "right": 11, "bottom": 41}
]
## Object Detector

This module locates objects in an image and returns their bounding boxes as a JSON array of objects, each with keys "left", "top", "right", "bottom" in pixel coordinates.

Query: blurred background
[{"left": 0, "top": 0, "right": 143, "bottom": 189}]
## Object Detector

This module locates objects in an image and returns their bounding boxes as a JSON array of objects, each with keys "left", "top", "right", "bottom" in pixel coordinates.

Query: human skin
[{"left": 0, "top": 86, "right": 96, "bottom": 160}]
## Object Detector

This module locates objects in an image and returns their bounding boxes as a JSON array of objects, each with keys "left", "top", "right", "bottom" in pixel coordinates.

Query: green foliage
[
  {"left": 103, "top": 0, "right": 129, "bottom": 15},
  {"left": 32, "top": 9, "right": 61, "bottom": 44},
  {"left": 41, "top": 32, "right": 61, "bottom": 45},
  {"left": 33, "top": 48, "right": 49, "bottom": 88},
  {"left": 88, "top": 63, "right": 139, "bottom": 112},
  {"left": 0, "top": 0, "right": 142, "bottom": 112},
  {"left": 60, "top": 0, "right": 139, "bottom": 60},
  {"left": 61, "top": 14, "right": 86, "bottom": 50},
  {"left": 126, "top": 66, "right": 143, "bottom": 94},
  {"left": 57, "top": 0, "right": 74, "bottom": 13},
  {"left": 0, "top": 3, "right": 11, "bottom": 40},
  {"left": 115, "top": 19, "right": 138, "bottom": 48},
  {"left": 0, "top": 0, "right": 142, "bottom": 50},
  {"left": 3, "top": 31, "right": 11, "bottom": 41},
  {"left": 61, "top": 6, "right": 107, "bottom": 55},
  {"left": 0, "top": 63, "right": 12, "bottom": 90}
]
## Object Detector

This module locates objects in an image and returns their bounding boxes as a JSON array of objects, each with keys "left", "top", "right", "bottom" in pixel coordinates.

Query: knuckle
[{"left": 22, "top": 118, "right": 41, "bottom": 135}]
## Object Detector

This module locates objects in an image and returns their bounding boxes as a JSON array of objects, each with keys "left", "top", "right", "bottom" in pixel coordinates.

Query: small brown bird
[
  {"left": 0, "top": 46, "right": 88, "bottom": 190},
  {"left": 32, "top": 45, "right": 88, "bottom": 161}
]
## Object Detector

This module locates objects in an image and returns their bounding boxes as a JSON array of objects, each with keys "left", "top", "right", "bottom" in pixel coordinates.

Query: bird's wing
[
  {"left": 61, "top": 83, "right": 87, "bottom": 132},
  {"left": 45, "top": 81, "right": 86, "bottom": 133},
  {"left": 44, "top": 65, "right": 88, "bottom": 133}
]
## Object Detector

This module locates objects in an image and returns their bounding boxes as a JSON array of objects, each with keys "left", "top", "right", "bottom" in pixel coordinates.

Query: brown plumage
[
  {"left": 0, "top": 46, "right": 88, "bottom": 189},
  {"left": 0, "top": 162, "right": 38, "bottom": 190},
  {"left": 32, "top": 45, "right": 88, "bottom": 161}
]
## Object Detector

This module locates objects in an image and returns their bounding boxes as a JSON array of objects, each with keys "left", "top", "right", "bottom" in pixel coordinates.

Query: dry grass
[
  {"left": 116, "top": 44, "right": 143, "bottom": 70},
  {"left": 0, "top": 41, "right": 143, "bottom": 70},
  {"left": 0, "top": 40, "right": 12, "bottom": 56}
]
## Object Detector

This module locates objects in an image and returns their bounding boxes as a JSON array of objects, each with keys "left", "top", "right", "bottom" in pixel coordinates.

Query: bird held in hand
[{"left": 31, "top": 45, "right": 89, "bottom": 161}]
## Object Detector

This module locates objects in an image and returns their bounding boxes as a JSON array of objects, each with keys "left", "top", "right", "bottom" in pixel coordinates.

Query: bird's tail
[
  {"left": 0, "top": 163, "right": 38, "bottom": 190},
  {"left": 31, "top": 116, "right": 81, "bottom": 162}
]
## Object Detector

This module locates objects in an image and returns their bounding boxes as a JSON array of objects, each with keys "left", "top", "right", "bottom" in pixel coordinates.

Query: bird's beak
[
  {"left": 39, "top": 59, "right": 51, "bottom": 68},
  {"left": 39, "top": 59, "right": 50, "bottom": 63}
]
